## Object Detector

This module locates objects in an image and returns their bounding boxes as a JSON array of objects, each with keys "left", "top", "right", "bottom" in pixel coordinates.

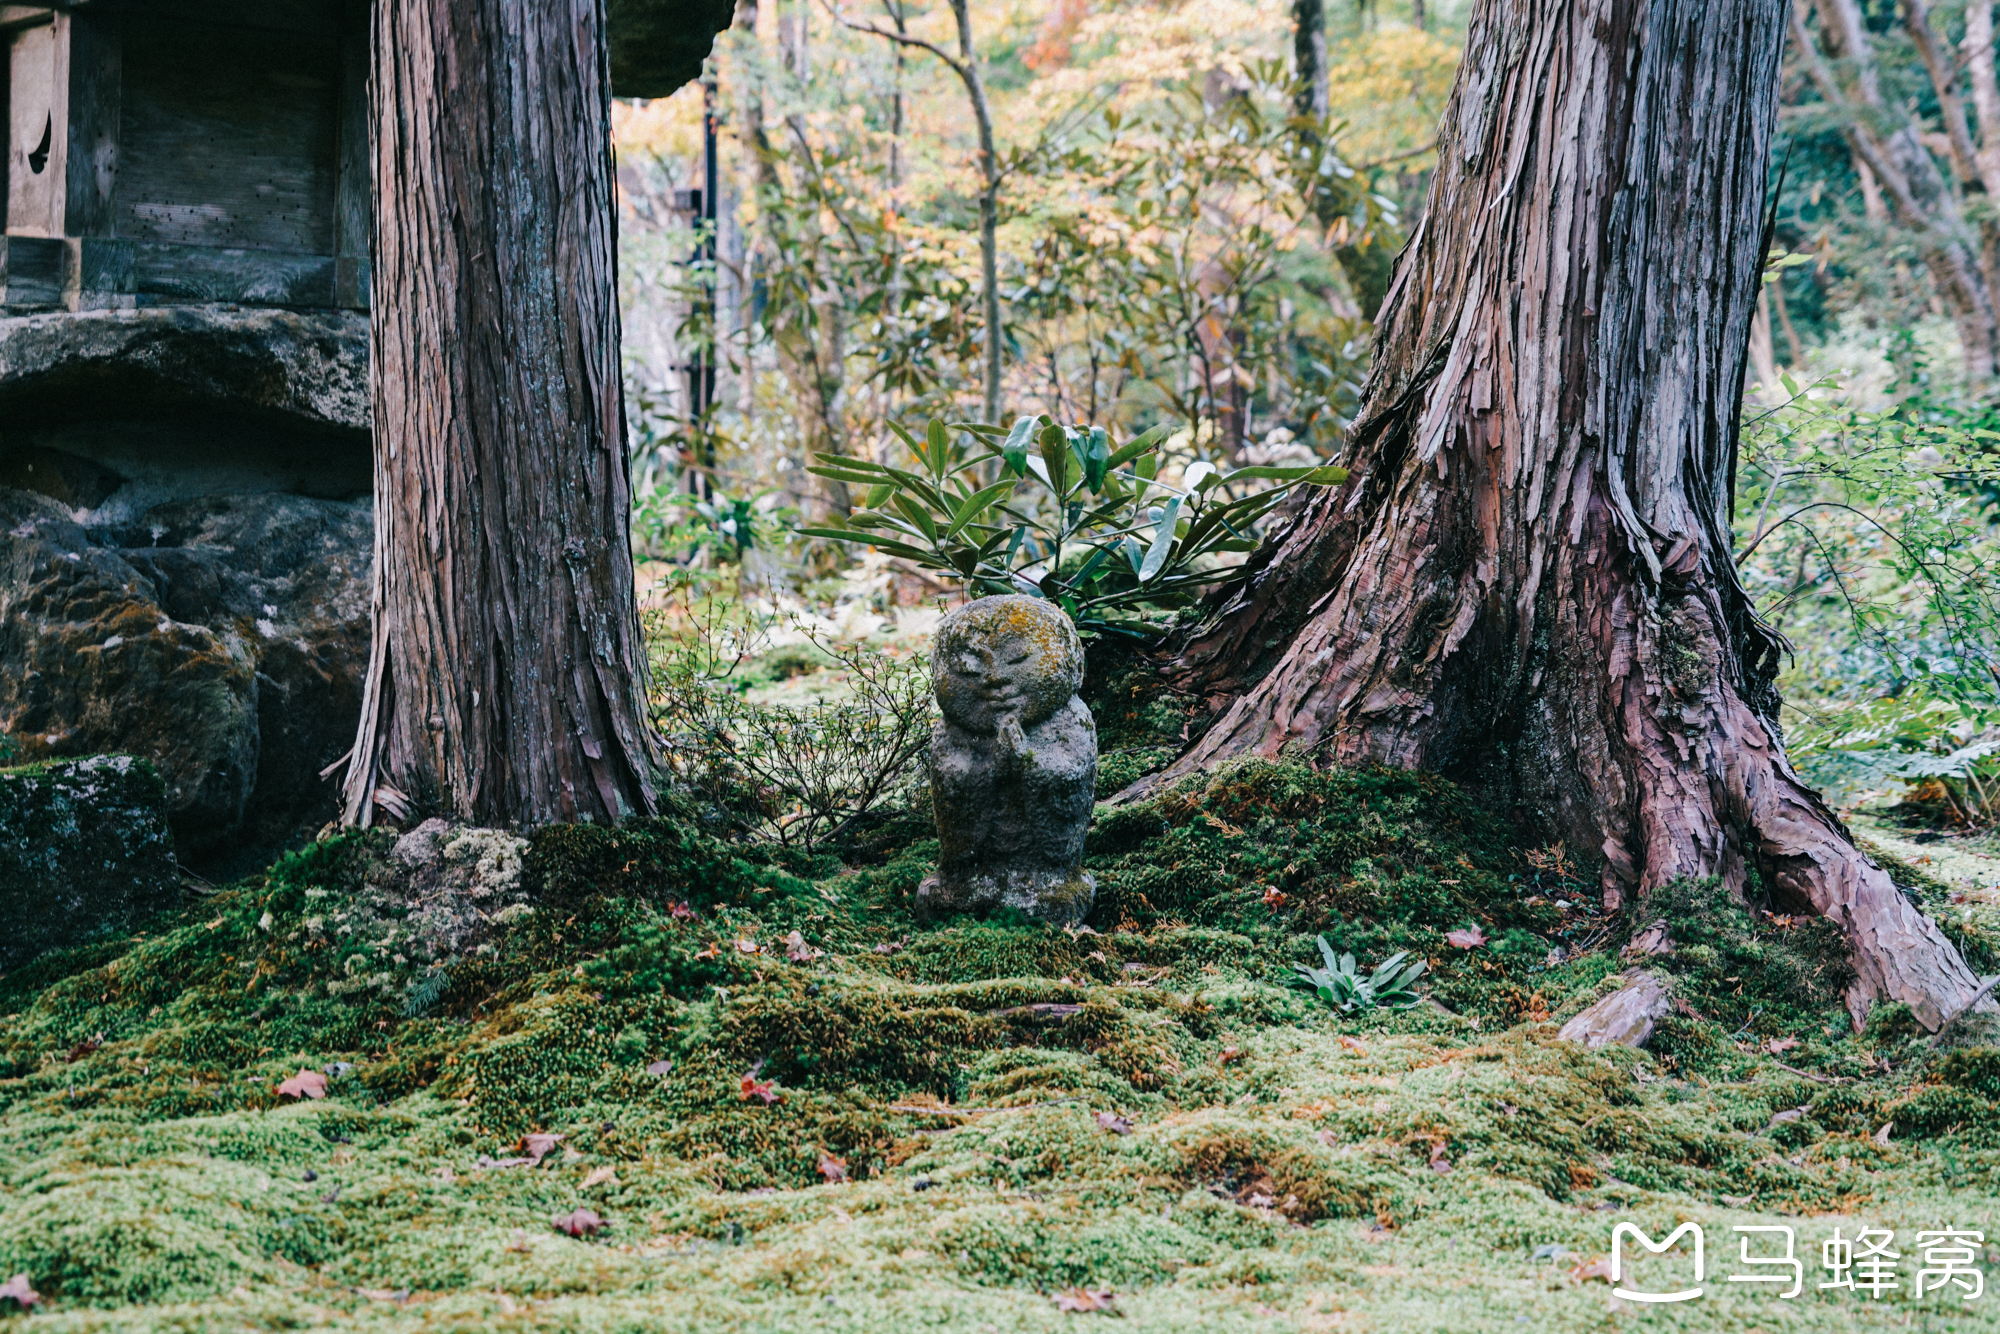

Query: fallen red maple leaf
[
  {"left": 741, "top": 1074, "right": 782, "bottom": 1106},
  {"left": 1054, "top": 1286, "right": 1117, "bottom": 1313},
  {"left": 552, "top": 1208, "right": 603, "bottom": 1238},
  {"left": 1094, "top": 1111, "right": 1133, "bottom": 1135},
  {"left": 276, "top": 1068, "right": 327, "bottom": 1100},
  {"left": 668, "top": 902, "right": 697, "bottom": 920},
  {"left": 1445, "top": 925, "right": 1487, "bottom": 949},
  {"left": 66, "top": 1032, "right": 105, "bottom": 1062},
  {"left": 735, "top": 938, "right": 761, "bottom": 954},
  {"left": 785, "top": 930, "right": 822, "bottom": 963},
  {"left": 1765, "top": 1036, "right": 1800, "bottom": 1054},
  {"left": 818, "top": 1153, "right": 849, "bottom": 1183},
  {"left": 518, "top": 1132, "right": 565, "bottom": 1165},
  {"left": 0, "top": 1273, "right": 38, "bottom": 1309},
  {"left": 1261, "top": 886, "right": 1287, "bottom": 908}
]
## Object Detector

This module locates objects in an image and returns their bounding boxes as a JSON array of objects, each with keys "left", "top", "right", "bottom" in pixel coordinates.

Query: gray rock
[
  {"left": 0, "top": 755, "right": 179, "bottom": 971},
  {"left": 0, "top": 308, "right": 370, "bottom": 511},
  {"left": 0, "top": 486, "right": 371, "bottom": 868},
  {"left": 1557, "top": 973, "right": 1672, "bottom": 1050},
  {"left": 920, "top": 595, "right": 1097, "bottom": 925}
]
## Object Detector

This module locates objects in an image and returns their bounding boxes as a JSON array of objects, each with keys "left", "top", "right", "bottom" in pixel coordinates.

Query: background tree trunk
[
  {"left": 341, "top": 0, "right": 659, "bottom": 827},
  {"left": 1148, "top": 0, "right": 1985, "bottom": 1031}
]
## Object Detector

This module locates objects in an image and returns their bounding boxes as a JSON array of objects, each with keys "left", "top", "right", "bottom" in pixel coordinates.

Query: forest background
[{"left": 616, "top": 0, "right": 2000, "bottom": 836}]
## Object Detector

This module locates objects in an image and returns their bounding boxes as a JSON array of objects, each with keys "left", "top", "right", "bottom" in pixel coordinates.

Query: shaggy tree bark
[
  {"left": 339, "top": 0, "right": 659, "bottom": 827},
  {"left": 1145, "top": 0, "right": 1986, "bottom": 1031}
]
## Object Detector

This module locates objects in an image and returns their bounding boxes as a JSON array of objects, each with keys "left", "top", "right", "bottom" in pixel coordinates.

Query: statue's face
[{"left": 933, "top": 596, "right": 1082, "bottom": 734}]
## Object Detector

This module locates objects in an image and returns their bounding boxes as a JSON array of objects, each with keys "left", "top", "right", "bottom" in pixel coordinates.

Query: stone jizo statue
[{"left": 920, "top": 595, "right": 1097, "bottom": 925}]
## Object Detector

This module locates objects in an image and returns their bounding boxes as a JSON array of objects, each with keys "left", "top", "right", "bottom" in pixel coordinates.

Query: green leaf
[
  {"left": 1226, "top": 464, "right": 1350, "bottom": 484},
  {"left": 865, "top": 483, "right": 893, "bottom": 510},
  {"left": 1002, "top": 416, "right": 1037, "bottom": 476},
  {"left": 1106, "top": 422, "right": 1173, "bottom": 472},
  {"left": 945, "top": 479, "right": 1016, "bottom": 540},
  {"left": 1039, "top": 423, "right": 1071, "bottom": 493},
  {"left": 1139, "top": 497, "right": 1181, "bottom": 582},
  {"left": 926, "top": 418, "right": 949, "bottom": 477},
  {"left": 1072, "top": 425, "right": 1112, "bottom": 494},
  {"left": 891, "top": 493, "right": 939, "bottom": 542}
]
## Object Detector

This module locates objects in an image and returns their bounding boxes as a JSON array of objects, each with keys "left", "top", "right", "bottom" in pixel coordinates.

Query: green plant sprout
[
  {"left": 798, "top": 415, "right": 1347, "bottom": 635},
  {"left": 1293, "top": 937, "right": 1428, "bottom": 1013}
]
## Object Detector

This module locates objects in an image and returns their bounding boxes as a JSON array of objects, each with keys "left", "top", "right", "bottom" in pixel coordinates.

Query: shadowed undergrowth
[{"left": 3, "top": 760, "right": 1999, "bottom": 1331}]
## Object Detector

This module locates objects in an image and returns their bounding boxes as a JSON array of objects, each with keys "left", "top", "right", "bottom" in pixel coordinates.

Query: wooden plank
[
  {"left": 0, "top": 232, "right": 64, "bottom": 306},
  {"left": 332, "top": 11, "right": 367, "bottom": 307},
  {"left": 70, "top": 234, "right": 132, "bottom": 307},
  {"left": 130, "top": 239, "right": 335, "bottom": 306},
  {"left": 82, "top": 1, "right": 341, "bottom": 38},
  {"left": 61, "top": 10, "right": 117, "bottom": 237},
  {"left": 6, "top": 17, "right": 65, "bottom": 236},
  {"left": 118, "top": 17, "right": 338, "bottom": 254}
]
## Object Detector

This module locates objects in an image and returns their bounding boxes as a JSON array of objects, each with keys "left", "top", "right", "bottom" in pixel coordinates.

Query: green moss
[{"left": 5, "top": 762, "right": 2000, "bottom": 1330}]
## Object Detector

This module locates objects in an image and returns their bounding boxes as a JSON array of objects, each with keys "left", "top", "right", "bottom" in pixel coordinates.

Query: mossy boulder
[{"left": 0, "top": 755, "right": 178, "bottom": 971}]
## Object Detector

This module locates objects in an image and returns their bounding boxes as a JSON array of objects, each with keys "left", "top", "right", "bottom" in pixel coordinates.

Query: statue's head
[{"left": 933, "top": 594, "right": 1084, "bottom": 734}]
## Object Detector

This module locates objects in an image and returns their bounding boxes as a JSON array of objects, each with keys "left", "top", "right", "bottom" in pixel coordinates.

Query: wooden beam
[
  {"left": 332, "top": 3, "right": 367, "bottom": 308},
  {"left": 60, "top": 9, "right": 115, "bottom": 238},
  {"left": 0, "top": 232, "right": 64, "bottom": 307},
  {"left": 131, "top": 239, "right": 335, "bottom": 306},
  {"left": 6, "top": 15, "right": 66, "bottom": 237}
]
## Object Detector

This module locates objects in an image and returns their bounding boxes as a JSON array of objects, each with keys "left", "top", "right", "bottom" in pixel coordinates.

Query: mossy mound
[{"left": 3, "top": 760, "right": 1998, "bottom": 1331}]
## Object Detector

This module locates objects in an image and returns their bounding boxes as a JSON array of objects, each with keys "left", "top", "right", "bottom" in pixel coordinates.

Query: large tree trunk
[
  {"left": 1147, "top": 0, "right": 1984, "bottom": 1031},
  {"left": 340, "top": 0, "right": 659, "bottom": 827}
]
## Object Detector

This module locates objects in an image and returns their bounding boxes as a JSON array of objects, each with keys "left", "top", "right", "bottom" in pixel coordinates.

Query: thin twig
[{"left": 1931, "top": 974, "right": 2000, "bottom": 1047}]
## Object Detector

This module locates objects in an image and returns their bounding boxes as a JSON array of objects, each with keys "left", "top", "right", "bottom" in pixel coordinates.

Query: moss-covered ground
[{"left": 6, "top": 755, "right": 2000, "bottom": 1331}]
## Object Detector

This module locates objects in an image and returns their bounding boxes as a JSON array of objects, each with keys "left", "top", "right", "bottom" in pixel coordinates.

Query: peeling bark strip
[
  {"left": 1152, "top": 0, "right": 1982, "bottom": 1030},
  {"left": 341, "top": 0, "right": 658, "bottom": 827}
]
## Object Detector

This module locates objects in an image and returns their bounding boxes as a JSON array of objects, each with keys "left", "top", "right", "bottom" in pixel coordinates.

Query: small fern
[{"left": 403, "top": 966, "right": 452, "bottom": 1018}]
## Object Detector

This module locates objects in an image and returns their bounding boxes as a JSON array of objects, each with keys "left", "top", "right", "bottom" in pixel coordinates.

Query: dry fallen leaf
[
  {"left": 504, "top": 1228, "right": 532, "bottom": 1253},
  {"left": 582, "top": 1165, "right": 618, "bottom": 1188},
  {"left": 66, "top": 1033, "right": 105, "bottom": 1062},
  {"left": 1054, "top": 1286, "right": 1118, "bottom": 1313},
  {"left": 645, "top": 1059, "right": 674, "bottom": 1076},
  {"left": 1571, "top": 1256, "right": 1615, "bottom": 1283},
  {"left": 1314, "top": 1128, "right": 1341, "bottom": 1148},
  {"left": 1218, "top": 1045, "right": 1244, "bottom": 1065},
  {"left": 693, "top": 942, "right": 720, "bottom": 960},
  {"left": 1766, "top": 1036, "right": 1800, "bottom": 1054},
  {"left": 1339, "top": 1036, "right": 1367, "bottom": 1055},
  {"left": 518, "top": 1133, "right": 565, "bottom": 1165},
  {"left": 1095, "top": 1111, "right": 1134, "bottom": 1135},
  {"left": 1445, "top": 925, "right": 1487, "bottom": 949},
  {"left": 735, "top": 938, "right": 761, "bottom": 954},
  {"left": 276, "top": 1068, "right": 328, "bottom": 1100},
  {"left": 741, "top": 1074, "right": 782, "bottom": 1106},
  {"left": 785, "top": 930, "right": 823, "bottom": 963},
  {"left": 436, "top": 1166, "right": 455, "bottom": 1183},
  {"left": 1874, "top": 1122, "right": 1894, "bottom": 1145},
  {"left": 1261, "top": 886, "right": 1288, "bottom": 908},
  {"left": 818, "top": 1153, "right": 849, "bottom": 1183},
  {"left": 669, "top": 901, "right": 697, "bottom": 920},
  {"left": 355, "top": 1287, "right": 409, "bottom": 1302},
  {"left": 1428, "top": 1142, "right": 1453, "bottom": 1173},
  {"left": 1769, "top": 1107, "right": 1807, "bottom": 1127},
  {"left": 0, "top": 1273, "right": 38, "bottom": 1309},
  {"left": 552, "top": 1208, "right": 603, "bottom": 1238}
]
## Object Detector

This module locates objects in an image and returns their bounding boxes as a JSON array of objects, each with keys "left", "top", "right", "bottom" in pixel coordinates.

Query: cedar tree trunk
[
  {"left": 1150, "top": 0, "right": 1985, "bottom": 1031},
  {"left": 341, "top": 0, "right": 659, "bottom": 827}
]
